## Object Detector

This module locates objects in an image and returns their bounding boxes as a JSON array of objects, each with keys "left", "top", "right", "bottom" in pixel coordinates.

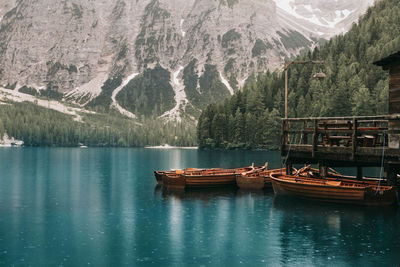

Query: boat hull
[
  {"left": 236, "top": 175, "right": 265, "bottom": 190},
  {"left": 271, "top": 175, "right": 397, "bottom": 206},
  {"left": 184, "top": 174, "right": 237, "bottom": 188},
  {"left": 162, "top": 173, "right": 185, "bottom": 188},
  {"left": 236, "top": 168, "right": 285, "bottom": 190},
  {"left": 158, "top": 167, "right": 253, "bottom": 189},
  {"left": 364, "top": 186, "right": 398, "bottom": 206},
  {"left": 154, "top": 171, "right": 164, "bottom": 185}
]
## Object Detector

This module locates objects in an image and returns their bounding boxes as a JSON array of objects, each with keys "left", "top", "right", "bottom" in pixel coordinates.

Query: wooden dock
[
  {"left": 281, "top": 50, "right": 400, "bottom": 185},
  {"left": 281, "top": 115, "right": 400, "bottom": 184}
]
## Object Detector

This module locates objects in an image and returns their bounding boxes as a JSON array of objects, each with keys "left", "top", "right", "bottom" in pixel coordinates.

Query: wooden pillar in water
[
  {"left": 319, "top": 162, "right": 328, "bottom": 178},
  {"left": 286, "top": 161, "right": 293, "bottom": 175},
  {"left": 357, "top": 166, "right": 363, "bottom": 180},
  {"left": 387, "top": 165, "right": 399, "bottom": 186},
  {"left": 303, "top": 121, "right": 308, "bottom": 145}
]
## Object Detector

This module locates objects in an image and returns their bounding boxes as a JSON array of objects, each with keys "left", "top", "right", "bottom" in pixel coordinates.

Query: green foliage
[
  {"left": 277, "top": 30, "right": 312, "bottom": 51},
  {"left": 221, "top": 29, "right": 241, "bottom": 48},
  {"left": 86, "top": 76, "right": 123, "bottom": 111},
  {"left": 117, "top": 43, "right": 128, "bottom": 61},
  {"left": 39, "top": 88, "right": 63, "bottom": 101},
  {"left": 183, "top": 59, "right": 200, "bottom": 107},
  {"left": 252, "top": 39, "right": 272, "bottom": 57},
  {"left": 183, "top": 61, "right": 231, "bottom": 111},
  {"left": 116, "top": 65, "right": 175, "bottom": 116},
  {"left": 198, "top": 0, "right": 399, "bottom": 149},
  {"left": 71, "top": 3, "right": 83, "bottom": 19},
  {"left": 19, "top": 86, "right": 38, "bottom": 96},
  {"left": 0, "top": 118, "right": 4, "bottom": 138},
  {"left": 4, "top": 82, "right": 17, "bottom": 90},
  {"left": 198, "top": 64, "right": 231, "bottom": 109},
  {"left": 0, "top": 102, "right": 196, "bottom": 147},
  {"left": 219, "top": 0, "right": 239, "bottom": 8},
  {"left": 68, "top": 64, "right": 78, "bottom": 74},
  {"left": 224, "top": 58, "right": 236, "bottom": 73},
  {"left": 135, "top": 0, "right": 171, "bottom": 68},
  {"left": 46, "top": 61, "right": 77, "bottom": 77}
]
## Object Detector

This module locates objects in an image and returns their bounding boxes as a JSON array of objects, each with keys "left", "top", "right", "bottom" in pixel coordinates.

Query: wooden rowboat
[
  {"left": 154, "top": 171, "right": 166, "bottom": 185},
  {"left": 236, "top": 167, "right": 287, "bottom": 190},
  {"left": 270, "top": 173, "right": 397, "bottom": 206},
  {"left": 161, "top": 166, "right": 254, "bottom": 188},
  {"left": 295, "top": 165, "right": 389, "bottom": 186},
  {"left": 183, "top": 167, "right": 254, "bottom": 188},
  {"left": 162, "top": 172, "right": 186, "bottom": 188},
  {"left": 154, "top": 168, "right": 209, "bottom": 185}
]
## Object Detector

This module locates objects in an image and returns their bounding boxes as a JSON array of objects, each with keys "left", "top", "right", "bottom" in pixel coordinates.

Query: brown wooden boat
[
  {"left": 154, "top": 168, "right": 207, "bottom": 185},
  {"left": 161, "top": 166, "right": 255, "bottom": 188},
  {"left": 236, "top": 167, "right": 287, "bottom": 190},
  {"left": 162, "top": 171, "right": 186, "bottom": 188},
  {"left": 270, "top": 173, "right": 397, "bottom": 206},
  {"left": 295, "top": 165, "right": 389, "bottom": 186},
  {"left": 154, "top": 171, "right": 165, "bottom": 185},
  {"left": 183, "top": 167, "right": 254, "bottom": 188}
]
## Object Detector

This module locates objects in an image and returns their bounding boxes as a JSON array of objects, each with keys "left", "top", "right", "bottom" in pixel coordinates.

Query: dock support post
[
  {"left": 387, "top": 165, "right": 399, "bottom": 186},
  {"left": 286, "top": 161, "right": 293, "bottom": 175},
  {"left": 351, "top": 118, "right": 357, "bottom": 161},
  {"left": 319, "top": 162, "right": 328, "bottom": 178},
  {"left": 312, "top": 119, "right": 318, "bottom": 158},
  {"left": 303, "top": 121, "right": 308, "bottom": 145},
  {"left": 357, "top": 166, "right": 363, "bottom": 180}
]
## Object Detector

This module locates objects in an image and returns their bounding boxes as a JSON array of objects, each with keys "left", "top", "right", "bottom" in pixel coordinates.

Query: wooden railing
[{"left": 282, "top": 115, "right": 400, "bottom": 160}]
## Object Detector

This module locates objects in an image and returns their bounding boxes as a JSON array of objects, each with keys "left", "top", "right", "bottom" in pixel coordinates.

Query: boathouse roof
[{"left": 374, "top": 50, "right": 400, "bottom": 69}]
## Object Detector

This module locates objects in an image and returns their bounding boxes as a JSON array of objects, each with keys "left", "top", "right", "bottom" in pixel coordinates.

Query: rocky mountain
[{"left": 0, "top": 0, "right": 375, "bottom": 122}]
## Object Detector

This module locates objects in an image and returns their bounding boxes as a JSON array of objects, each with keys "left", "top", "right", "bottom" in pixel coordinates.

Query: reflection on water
[
  {"left": 0, "top": 148, "right": 399, "bottom": 266},
  {"left": 271, "top": 196, "right": 400, "bottom": 265}
]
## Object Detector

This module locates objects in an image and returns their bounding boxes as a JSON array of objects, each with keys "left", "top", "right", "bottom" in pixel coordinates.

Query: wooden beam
[
  {"left": 352, "top": 118, "right": 357, "bottom": 161},
  {"left": 319, "top": 163, "right": 328, "bottom": 178},
  {"left": 357, "top": 166, "right": 363, "bottom": 180},
  {"left": 281, "top": 120, "right": 286, "bottom": 155},
  {"left": 303, "top": 121, "right": 308, "bottom": 145},
  {"left": 283, "top": 114, "right": 400, "bottom": 122},
  {"left": 312, "top": 119, "right": 318, "bottom": 158}
]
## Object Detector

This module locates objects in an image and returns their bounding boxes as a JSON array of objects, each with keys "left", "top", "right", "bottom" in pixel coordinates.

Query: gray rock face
[{"left": 0, "top": 0, "right": 374, "bottom": 119}]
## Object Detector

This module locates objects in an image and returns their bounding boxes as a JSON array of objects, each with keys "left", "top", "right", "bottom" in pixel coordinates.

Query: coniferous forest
[
  {"left": 0, "top": 102, "right": 196, "bottom": 147},
  {"left": 197, "top": 0, "right": 400, "bottom": 149}
]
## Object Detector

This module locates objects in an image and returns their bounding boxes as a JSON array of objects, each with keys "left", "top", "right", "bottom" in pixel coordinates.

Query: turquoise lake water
[{"left": 0, "top": 148, "right": 399, "bottom": 266}]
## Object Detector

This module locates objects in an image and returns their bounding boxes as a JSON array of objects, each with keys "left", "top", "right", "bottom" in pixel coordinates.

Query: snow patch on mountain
[
  {"left": 64, "top": 55, "right": 113, "bottom": 105},
  {"left": 64, "top": 72, "right": 108, "bottom": 106},
  {"left": 111, "top": 73, "right": 140, "bottom": 119},
  {"left": 273, "top": 0, "right": 359, "bottom": 29},
  {"left": 160, "top": 66, "right": 187, "bottom": 122},
  {"left": 180, "top": 19, "right": 186, "bottom": 37},
  {"left": 219, "top": 71, "right": 234, "bottom": 95}
]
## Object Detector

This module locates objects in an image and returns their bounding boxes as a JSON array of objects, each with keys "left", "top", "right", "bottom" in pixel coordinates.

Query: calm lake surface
[{"left": 0, "top": 148, "right": 399, "bottom": 266}]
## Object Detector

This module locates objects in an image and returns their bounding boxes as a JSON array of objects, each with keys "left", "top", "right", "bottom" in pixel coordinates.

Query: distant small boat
[{"left": 270, "top": 173, "right": 397, "bottom": 206}]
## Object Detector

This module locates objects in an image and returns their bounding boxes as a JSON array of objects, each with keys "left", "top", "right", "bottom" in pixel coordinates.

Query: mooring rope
[
  {"left": 376, "top": 131, "right": 386, "bottom": 195},
  {"left": 298, "top": 132, "right": 303, "bottom": 146}
]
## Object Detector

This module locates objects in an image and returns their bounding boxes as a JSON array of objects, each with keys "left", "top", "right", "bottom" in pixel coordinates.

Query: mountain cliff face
[{"left": 0, "top": 0, "right": 374, "bottom": 121}]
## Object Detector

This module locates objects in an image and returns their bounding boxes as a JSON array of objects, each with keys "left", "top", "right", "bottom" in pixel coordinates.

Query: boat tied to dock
[{"left": 269, "top": 172, "right": 397, "bottom": 206}]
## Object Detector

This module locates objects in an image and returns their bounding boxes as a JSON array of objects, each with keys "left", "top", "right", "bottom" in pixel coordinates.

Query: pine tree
[{"left": 352, "top": 85, "right": 374, "bottom": 116}]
